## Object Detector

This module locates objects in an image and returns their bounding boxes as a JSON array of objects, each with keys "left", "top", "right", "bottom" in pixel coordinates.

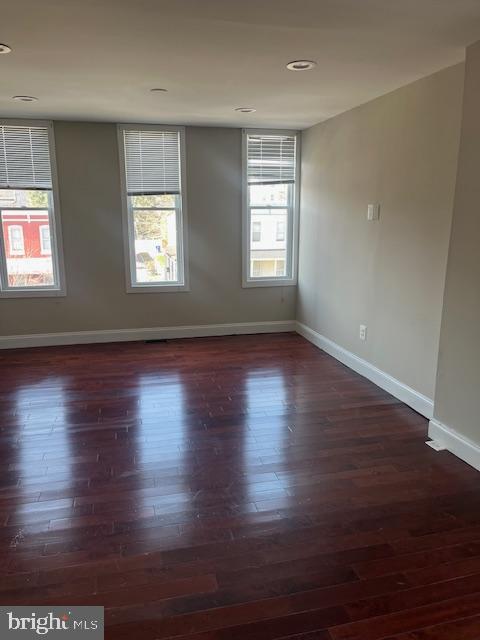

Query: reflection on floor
[{"left": 1, "top": 333, "right": 480, "bottom": 639}]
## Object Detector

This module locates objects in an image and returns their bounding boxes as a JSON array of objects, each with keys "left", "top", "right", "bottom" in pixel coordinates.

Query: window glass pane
[
  {"left": 0, "top": 189, "right": 49, "bottom": 208},
  {"left": 0, "top": 189, "right": 17, "bottom": 204},
  {"left": 1, "top": 204, "right": 55, "bottom": 287},
  {"left": 249, "top": 183, "right": 289, "bottom": 206},
  {"left": 131, "top": 205, "right": 178, "bottom": 283},
  {"left": 252, "top": 261, "right": 262, "bottom": 277},
  {"left": 250, "top": 207, "right": 288, "bottom": 278},
  {"left": 130, "top": 194, "right": 176, "bottom": 208}
]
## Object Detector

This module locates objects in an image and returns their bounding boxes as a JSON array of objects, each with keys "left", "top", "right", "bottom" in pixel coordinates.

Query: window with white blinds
[
  {"left": 247, "top": 134, "right": 296, "bottom": 186},
  {"left": 243, "top": 130, "right": 299, "bottom": 286},
  {"left": 0, "top": 125, "right": 53, "bottom": 190},
  {"left": 123, "top": 129, "right": 181, "bottom": 195},
  {"left": 0, "top": 121, "right": 65, "bottom": 296},
  {"left": 118, "top": 125, "right": 188, "bottom": 291}
]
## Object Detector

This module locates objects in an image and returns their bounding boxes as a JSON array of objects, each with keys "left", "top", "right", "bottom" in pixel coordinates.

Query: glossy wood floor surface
[{"left": 1, "top": 333, "right": 480, "bottom": 639}]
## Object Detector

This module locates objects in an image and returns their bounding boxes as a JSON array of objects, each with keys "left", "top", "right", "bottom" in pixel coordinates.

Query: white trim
[
  {"left": 0, "top": 288, "right": 66, "bottom": 299},
  {"left": 0, "top": 118, "right": 54, "bottom": 128},
  {"left": 0, "top": 320, "right": 296, "bottom": 350},
  {"left": 242, "top": 279, "right": 296, "bottom": 289},
  {"left": 428, "top": 418, "right": 480, "bottom": 472},
  {"left": 241, "top": 128, "right": 299, "bottom": 288},
  {"left": 48, "top": 121, "right": 67, "bottom": 295},
  {"left": 296, "top": 321, "right": 434, "bottom": 418},
  {"left": 117, "top": 124, "right": 189, "bottom": 293}
]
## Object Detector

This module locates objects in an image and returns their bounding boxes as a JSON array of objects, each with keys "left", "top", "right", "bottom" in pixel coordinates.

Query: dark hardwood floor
[{"left": 1, "top": 332, "right": 480, "bottom": 639}]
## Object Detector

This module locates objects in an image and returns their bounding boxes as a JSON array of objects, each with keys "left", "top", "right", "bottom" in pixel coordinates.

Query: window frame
[
  {"left": 0, "top": 119, "right": 66, "bottom": 298},
  {"left": 242, "top": 128, "right": 300, "bottom": 288},
  {"left": 117, "top": 123, "right": 189, "bottom": 293}
]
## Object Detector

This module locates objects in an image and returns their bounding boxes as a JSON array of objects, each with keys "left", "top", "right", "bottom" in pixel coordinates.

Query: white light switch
[{"left": 367, "top": 203, "right": 380, "bottom": 221}]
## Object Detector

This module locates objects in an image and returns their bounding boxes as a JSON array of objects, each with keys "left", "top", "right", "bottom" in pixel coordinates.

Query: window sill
[
  {"left": 127, "top": 283, "right": 190, "bottom": 294},
  {"left": 0, "top": 288, "right": 66, "bottom": 298},
  {"left": 242, "top": 278, "right": 297, "bottom": 288}
]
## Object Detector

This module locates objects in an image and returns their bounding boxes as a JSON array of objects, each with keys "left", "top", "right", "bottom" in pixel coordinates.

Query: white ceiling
[{"left": 2, "top": 0, "right": 480, "bottom": 129}]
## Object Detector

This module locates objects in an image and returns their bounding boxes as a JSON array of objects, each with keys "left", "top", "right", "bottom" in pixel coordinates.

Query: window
[
  {"left": 8, "top": 226, "right": 24, "bottom": 255},
  {"left": 118, "top": 125, "right": 188, "bottom": 292},
  {"left": 252, "top": 221, "right": 262, "bottom": 242},
  {"left": 242, "top": 130, "right": 299, "bottom": 287},
  {"left": 0, "top": 121, "right": 65, "bottom": 296},
  {"left": 39, "top": 225, "right": 51, "bottom": 255}
]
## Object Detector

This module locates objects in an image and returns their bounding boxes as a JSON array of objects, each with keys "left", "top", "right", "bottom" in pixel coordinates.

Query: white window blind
[
  {"left": 247, "top": 133, "right": 296, "bottom": 185},
  {"left": 123, "top": 129, "right": 181, "bottom": 195},
  {"left": 0, "top": 125, "right": 53, "bottom": 190}
]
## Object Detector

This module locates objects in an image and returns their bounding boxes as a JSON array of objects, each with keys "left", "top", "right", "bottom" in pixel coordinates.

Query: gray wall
[
  {"left": 297, "top": 64, "right": 464, "bottom": 399},
  {"left": 433, "top": 42, "right": 480, "bottom": 443},
  {"left": 0, "top": 123, "right": 295, "bottom": 335}
]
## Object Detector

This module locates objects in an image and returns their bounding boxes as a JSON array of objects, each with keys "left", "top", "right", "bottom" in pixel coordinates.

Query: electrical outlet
[{"left": 359, "top": 325, "right": 367, "bottom": 341}]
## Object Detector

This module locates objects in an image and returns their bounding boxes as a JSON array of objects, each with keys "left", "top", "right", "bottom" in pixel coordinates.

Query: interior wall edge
[{"left": 296, "top": 320, "right": 434, "bottom": 419}]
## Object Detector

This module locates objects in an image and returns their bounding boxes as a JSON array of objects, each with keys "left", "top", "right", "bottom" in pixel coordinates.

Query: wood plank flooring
[{"left": 0, "top": 332, "right": 479, "bottom": 639}]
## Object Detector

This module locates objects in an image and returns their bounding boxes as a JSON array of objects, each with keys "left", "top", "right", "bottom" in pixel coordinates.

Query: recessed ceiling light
[
  {"left": 150, "top": 88, "right": 167, "bottom": 93},
  {"left": 0, "top": 43, "right": 12, "bottom": 54},
  {"left": 286, "top": 60, "right": 317, "bottom": 71},
  {"left": 12, "top": 95, "right": 39, "bottom": 102},
  {"left": 235, "top": 107, "right": 256, "bottom": 113}
]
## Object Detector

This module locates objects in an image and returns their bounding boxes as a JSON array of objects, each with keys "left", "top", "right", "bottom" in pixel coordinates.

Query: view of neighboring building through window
[
  {"left": 0, "top": 123, "right": 63, "bottom": 293},
  {"left": 0, "top": 191, "right": 54, "bottom": 286},
  {"left": 119, "top": 125, "right": 187, "bottom": 289},
  {"left": 244, "top": 131, "right": 298, "bottom": 284}
]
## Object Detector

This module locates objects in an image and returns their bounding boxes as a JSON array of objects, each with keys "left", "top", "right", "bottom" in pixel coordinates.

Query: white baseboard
[
  {"left": 0, "top": 320, "right": 296, "bottom": 350},
  {"left": 295, "top": 321, "right": 434, "bottom": 419},
  {"left": 428, "top": 418, "right": 480, "bottom": 472}
]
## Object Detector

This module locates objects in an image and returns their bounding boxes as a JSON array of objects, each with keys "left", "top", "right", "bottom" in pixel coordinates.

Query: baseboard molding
[
  {"left": 428, "top": 418, "right": 480, "bottom": 472},
  {"left": 295, "top": 321, "right": 434, "bottom": 419},
  {"left": 0, "top": 320, "right": 296, "bottom": 350}
]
